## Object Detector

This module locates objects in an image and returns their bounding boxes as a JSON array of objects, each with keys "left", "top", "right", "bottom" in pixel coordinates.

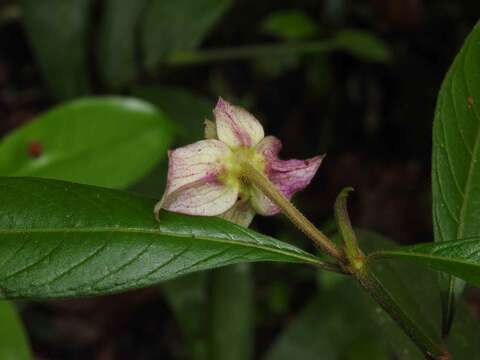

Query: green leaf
[
  {"left": 132, "top": 86, "right": 212, "bottom": 143},
  {"left": 358, "top": 231, "right": 441, "bottom": 360},
  {"left": 98, "top": 0, "right": 148, "bottom": 88},
  {"left": 141, "top": 0, "right": 233, "bottom": 70},
  {"left": 208, "top": 264, "right": 253, "bottom": 360},
  {"left": 370, "top": 238, "right": 480, "bottom": 288},
  {"left": 0, "top": 97, "right": 174, "bottom": 189},
  {"left": 165, "top": 41, "right": 336, "bottom": 66},
  {"left": 333, "top": 29, "right": 391, "bottom": 63},
  {"left": 447, "top": 298, "right": 480, "bottom": 358},
  {"left": 260, "top": 9, "right": 318, "bottom": 41},
  {"left": 432, "top": 21, "right": 480, "bottom": 334},
  {"left": 0, "top": 177, "right": 322, "bottom": 299},
  {"left": 0, "top": 301, "right": 31, "bottom": 360},
  {"left": 20, "top": 0, "right": 93, "bottom": 99},
  {"left": 264, "top": 278, "right": 389, "bottom": 360}
]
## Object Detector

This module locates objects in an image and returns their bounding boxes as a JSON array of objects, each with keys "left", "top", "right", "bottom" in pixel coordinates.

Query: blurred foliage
[
  {"left": 260, "top": 9, "right": 318, "bottom": 40},
  {"left": 132, "top": 86, "right": 212, "bottom": 143},
  {"left": 333, "top": 29, "right": 391, "bottom": 62},
  {"left": 265, "top": 276, "right": 389, "bottom": 360},
  {"left": 162, "top": 273, "right": 208, "bottom": 360},
  {"left": 1, "top": 0, "right": 480, "bottom": 358},
  {"left": 20, "top": 0, "right": 92, "bottom": 99},
  {"left": 0, "top": 301, "right": 31, "bottom": 360},
  {"left": 142, "top": 0, "right": 233, "bottom": 70},
  {"left": 209, "top": 265, "right": 253, "bottom": 360},
  {"left": 98, "top": 0, "right": 148, "bottom": 88},
  {"left": 0, "top": 97, "right": 174, "bottom": 188}
]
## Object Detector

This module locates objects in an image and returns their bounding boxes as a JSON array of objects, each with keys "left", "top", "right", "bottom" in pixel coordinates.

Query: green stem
[
  {"left": 334, "top": 187, "right": 362, "bottom": 263},
  {"left": 315, "top": 261, "right": 348, "bottom": 274},
  {"left": 240, "top": 162, "right": 343, "bottom": 260},
  {"left": 355, "top": 265, "right": 450, "bottom": 360},
  {"left": 242, "top": 161, "right": 449, "bottom": 358},
  {"left": 440, "top": 275, "right": 456, "bottom": 339},
  {"left": 165, "top": 40, "right": 336, "bottom": 66}
]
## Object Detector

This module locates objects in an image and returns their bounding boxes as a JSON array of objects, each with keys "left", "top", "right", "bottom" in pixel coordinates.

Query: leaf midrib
[
  {"left": 371, "top": 249, "right": 480, "bottom": 270},
  {"left": 0, "top": 227, "right": 319, "bottom": 265},
  {"left": 457, "top": 39, "right": 480, "bottom": 239}
]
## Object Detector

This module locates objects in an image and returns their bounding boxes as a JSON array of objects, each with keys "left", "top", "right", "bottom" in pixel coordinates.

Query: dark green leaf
[
  {"left": 345, "top": 230, "right": 443, "bottom": 360},
  {"left": 0, "top": 301, "right": 31, "bottom": 360},
  {"left": 432, "top": 21, "right": 480, "bottom": 334},
  {"left": 0, "top": 97, "right": 174, "bottom": 189},
  {"left": 260, "top": 10, "right": 318, "bottom": 41},
  {"left": 265, "top": 277, "right": 388, "bottom": 360},
  {"left": 447, "top": 298, "right": 480, "bottom": 359},
  {"left": 0, "top": 177, "right": 322, "bottom": 299},
  {"left": 209, "top": 264, "right": 253, "bottom": 360},
  {"left": 333, "top": 29, "right": 391, "bottom": 63},
  {"left": 370, "top": 238, "right": 480, "bottom": 288},
  {"left": 98, "top": 0, "right": 148, "bottom": 88},
  {"left": 20, "top": 0, "right": 93, "bottom": 99},
  {"left": 141, "top": 0, "right": 233, "bottom": 70},
  {"left": 132, "top": 86, "right": 212, "bottom": 143}
]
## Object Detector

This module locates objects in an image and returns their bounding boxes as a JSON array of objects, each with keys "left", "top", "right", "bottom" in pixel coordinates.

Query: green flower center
[{"left": 219, "top": 147, "right": 266, "bottom": 198}]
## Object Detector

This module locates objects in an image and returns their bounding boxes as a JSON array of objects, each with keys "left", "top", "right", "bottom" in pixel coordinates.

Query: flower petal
[
  {"left": 155, "top": 139, "right": 237, "bottom": 217},
  {"left": 250, "top": 185, "right": 277, "bottom": 216},
  {"left": 213, "top": 97, "right": 264, "bottom": 147},
  {"left": 165, "top": 139, "right": 230, "bottom": 194},
  {"left": 204, "top": 119, "right": 217, "bottom": 139},
  {"left": 220, "top": 200, "right": 256, "bottom": 227},
  {"left": 161, "top": 180, "right": 239, "bottom": 216},
  {"left": 251, "top": 136, "right": 324, "bottom": 215}
]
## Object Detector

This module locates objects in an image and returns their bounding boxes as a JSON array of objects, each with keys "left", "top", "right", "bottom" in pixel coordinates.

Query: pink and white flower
[{"left": 155, "top": 98, "right": 324, "bottom": 227}]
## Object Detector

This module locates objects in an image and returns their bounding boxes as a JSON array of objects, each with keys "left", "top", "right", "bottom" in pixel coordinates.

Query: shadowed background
[{"left": 0, "top": 0, "right": 479, "bottom": 359}]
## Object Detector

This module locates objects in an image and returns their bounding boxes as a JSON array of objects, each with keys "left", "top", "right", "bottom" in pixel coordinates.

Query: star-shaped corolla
[{"left": 154, "top": 98, "right": 324, "bottom": 227}]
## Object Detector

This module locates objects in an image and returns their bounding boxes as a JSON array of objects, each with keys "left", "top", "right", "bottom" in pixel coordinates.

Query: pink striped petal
[
  {"left": 161, "top": 180, "right": 239, "bottom": 216},
  {"left": 251, "top": 136, "right": 324, "bottom": 215},
  {"left": 213, "top": 98, "right": 264, "bottom": 147},
  {"left": 155, "top": 139, "right": 238, "bottom": 217},
  {"left": 165, "top": 139, "right": 230, "bottom": 194}
]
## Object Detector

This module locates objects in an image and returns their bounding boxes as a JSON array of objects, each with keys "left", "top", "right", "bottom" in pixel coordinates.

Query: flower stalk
[
  {"left": 334, "top": 190, "right": 450, "bottom": 360},
  {"left": 156, "top": 97, "right": 451, "bottom": 360},
  {"left": 240, "top": 161, "right": 343, "bottom": 260}
]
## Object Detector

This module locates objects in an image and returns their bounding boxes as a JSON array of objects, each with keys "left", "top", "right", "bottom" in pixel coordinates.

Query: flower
[{"left": 154, "top": 98, "right": 324, "bottom": 227}]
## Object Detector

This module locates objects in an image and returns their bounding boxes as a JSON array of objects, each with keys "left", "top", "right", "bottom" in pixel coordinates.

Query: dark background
[{"left": 1, "top": 0, "right": 480, "bottom": 358}]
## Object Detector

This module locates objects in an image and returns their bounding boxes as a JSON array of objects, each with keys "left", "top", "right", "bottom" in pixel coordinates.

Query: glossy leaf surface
[
  {"left": 0, "top": 97, "right": 174, "bottom": 189},
  {"left": 371, "top": 238, "right": 480, "bottom": 288},
  {"left": 432, "top": 20, "right": 480, "bottom": 333},
  {"left": 0, "top": 177, "right": 321, "bottom": 299}
]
